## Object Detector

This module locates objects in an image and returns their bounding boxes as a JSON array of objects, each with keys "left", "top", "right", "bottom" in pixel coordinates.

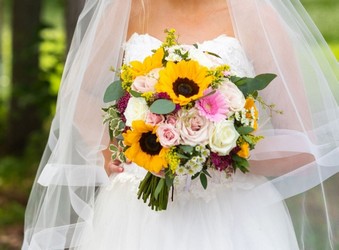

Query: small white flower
[{"left": 176, "top": 166, "right": 188, "bottom": 176}]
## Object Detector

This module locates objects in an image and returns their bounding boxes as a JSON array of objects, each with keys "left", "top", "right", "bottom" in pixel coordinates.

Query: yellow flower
[
  {"left": 244, "top": 97, "right": 259, "bottom": 130},
  {"left": 156, "top": 60, "right": 212, "bottom": 106},
  {"left": 237, "top": 142, "right": 250, "bottom": 158},
  {"left": 129, "top": 48, "right": 164, "bottom": 77},
  {"left": 123, "top": 120, "right": 169, "bottom": 173}
]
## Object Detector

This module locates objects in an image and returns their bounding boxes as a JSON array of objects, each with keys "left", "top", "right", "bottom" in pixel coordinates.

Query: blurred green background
[{"left": 0, "top": 0, "right": 338, "bottom": 249}]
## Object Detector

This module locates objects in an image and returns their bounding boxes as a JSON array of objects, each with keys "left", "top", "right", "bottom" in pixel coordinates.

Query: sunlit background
[{"left": 0, "top": 0, "right": 338, "bottom": 249}]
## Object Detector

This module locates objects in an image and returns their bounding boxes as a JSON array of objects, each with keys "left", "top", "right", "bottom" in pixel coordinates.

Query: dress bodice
[{"left": 124, "top": 33, "right": 255, "bottom": 77}]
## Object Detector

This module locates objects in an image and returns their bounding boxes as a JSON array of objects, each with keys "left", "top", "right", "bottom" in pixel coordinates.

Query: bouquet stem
[{"left": 137, "top": 171, "right": 172, "bottom": 211}]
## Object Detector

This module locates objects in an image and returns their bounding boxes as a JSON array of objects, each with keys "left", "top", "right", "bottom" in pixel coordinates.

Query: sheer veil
[{"left": 23, "top": 0, "right": 339, "bottom": 249}]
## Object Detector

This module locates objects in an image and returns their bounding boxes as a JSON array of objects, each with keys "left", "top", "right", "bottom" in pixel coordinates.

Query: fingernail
[{"left": 119, "top": 167, "right": 124, "bottom": 172}]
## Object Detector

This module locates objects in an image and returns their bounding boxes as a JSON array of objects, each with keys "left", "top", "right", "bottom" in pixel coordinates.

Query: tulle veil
[{"left": 23, "top": 0, "right": 339, "bottom": 249}]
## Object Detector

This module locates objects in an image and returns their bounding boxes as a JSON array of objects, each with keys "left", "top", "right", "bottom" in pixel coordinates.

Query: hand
[{"left": 106, "top": 159, "right": 125, "bottom": 176}]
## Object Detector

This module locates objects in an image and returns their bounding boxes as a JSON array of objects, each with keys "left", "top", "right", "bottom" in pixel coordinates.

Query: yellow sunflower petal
[{"left": 156, "top": 60, "right": 212, "bottom": 106}]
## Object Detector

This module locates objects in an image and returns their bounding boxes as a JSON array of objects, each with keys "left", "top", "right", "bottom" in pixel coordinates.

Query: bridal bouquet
[{"left": 103, "top": 29, "right": 276, "bottom": 211}]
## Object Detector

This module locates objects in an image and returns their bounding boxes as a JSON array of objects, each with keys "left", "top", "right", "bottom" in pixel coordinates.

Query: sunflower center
[
  {"left": 140, "top": 132, "right": 162, "bottom": 155},
  {"left": 173, "top": 77, "right": 199, "bottom": 97}
]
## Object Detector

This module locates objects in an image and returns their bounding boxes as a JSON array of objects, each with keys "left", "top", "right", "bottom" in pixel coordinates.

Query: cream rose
[
  {"left": 219, "top": 79, "right": 246, "bottom": 114},
  {"left": 176, "top": 108, "right": 211, "bottom": 146},
  {"left": 209, "top": 120, "right": 239, "bottom": 156},
  {"left": 124, "top": 97, "right": 149, "bottom": 127}
]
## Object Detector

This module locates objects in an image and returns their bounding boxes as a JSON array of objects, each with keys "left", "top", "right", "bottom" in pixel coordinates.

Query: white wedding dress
[{"left": 78, "top": 34, "right": 300, "bottom": 250}]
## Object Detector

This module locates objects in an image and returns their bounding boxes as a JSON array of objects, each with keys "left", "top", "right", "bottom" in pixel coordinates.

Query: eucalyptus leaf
[
  {"left": 150, "top": 99, "right": 176, "bottom": 114},
  {"left": 236, "top": 126, "right": 254, "bottom": 135},
  {"left": 179, "top": 145, "right": 194, "bottom": 154},
  {"left": 103, "top": 80, "right": 125, "bottom": 103}
]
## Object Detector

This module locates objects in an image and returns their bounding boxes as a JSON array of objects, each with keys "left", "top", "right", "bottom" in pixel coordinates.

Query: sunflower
[
  {"left": 156, "top": 60, "right": 212, "bottom": 106},
  {"left": 129, "top": 48, "right": 164, "bottom": 77},
  {"left": 123, "top": 120, "right": 169, "bottom": 173}
]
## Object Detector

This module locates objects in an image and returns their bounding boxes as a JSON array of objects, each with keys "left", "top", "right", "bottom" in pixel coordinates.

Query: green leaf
[
  {"left": 150, "top": 99, "right": 176, "bottom": 114},
  {"left": 129, "top": 90, "right": 142, "bottom": 98},
  {"left": 200, "top": 173, "right": 208, "bottom": 190},
  {"left": 165, "top": 174, "right": 174, "bottom": 187},
  {"left": 154, "top": 178, "right": 165, "bottom": 199},
  {"left": 204, "top": 50, "right": 222, "bottom": 59},
  {"left": 234, "top": 73, "right": 277, "bottom": 96},
  {"left": 179, "top": 145, "right": 194, "bottom": 154},
  {"left": 191, "top": 172, "right": 200, "bottom": 180},
  {"left": 176, "top": 153, "right": 190, "bottom": 159},
  {"left": 254, "top": 74, "right": 277, "bottom": 90},
  {"left": 202, "top": 169, "right": 212, "bottom": 178},
  {"left": 103, "top": 80, "right": 125, "bottom": 103},
  {"left": 236, "top": 126, "right": 254, "bottom": 135},
  {"left": 109, "top": 144, "right": 118, "bottom": 152},
  {"left": 232, "top": 154, "right": 250, "bottom": 173}
]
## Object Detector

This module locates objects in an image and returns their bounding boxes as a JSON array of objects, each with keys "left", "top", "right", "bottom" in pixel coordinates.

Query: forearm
[{"left": 249, "top": 153, "right": 315, "bottom": 177}]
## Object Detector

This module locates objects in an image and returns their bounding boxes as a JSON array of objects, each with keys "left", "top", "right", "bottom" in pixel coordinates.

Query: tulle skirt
[{"left": 77, "top": 163, "right": 300, "bottom": 250}]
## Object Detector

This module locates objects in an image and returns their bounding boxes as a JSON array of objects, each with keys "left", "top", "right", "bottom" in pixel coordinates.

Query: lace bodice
[
  {"left": 124, "top": 33, "right": 256, "bottom": 77},
  {"left": 108, "top": 33, "right": 265, "bottom": 202}
]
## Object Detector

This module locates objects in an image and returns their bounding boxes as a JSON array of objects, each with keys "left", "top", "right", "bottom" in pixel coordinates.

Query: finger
[{"left": 109, "top": 162, "right": 124, "bottom": 173}]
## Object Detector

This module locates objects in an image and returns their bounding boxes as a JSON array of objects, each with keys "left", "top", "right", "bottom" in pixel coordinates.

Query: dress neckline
[{"left": 126, "top": 32, "right": 238, "bottom": 46}]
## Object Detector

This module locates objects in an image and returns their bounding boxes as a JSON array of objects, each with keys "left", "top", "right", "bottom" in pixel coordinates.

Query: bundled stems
[{"left": 137, "top": 172, "right": 173, "bottom": 211}]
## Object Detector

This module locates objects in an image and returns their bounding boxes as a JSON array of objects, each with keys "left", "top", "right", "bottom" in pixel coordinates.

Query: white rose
[
  {"left": 219, "top": 79, "right": 246, "bottom": 114},
  {"left": 209, "top": 120, "right": 239, "bottom": 156},
  {"left": 176, "top": 108, "right": 211, "bottom": 146},
  {"left": 124, "top": 97, "right": 149, "bottom": 127},
  {"left": 188, "top": 47, "right": 224, "bottom": 68}
]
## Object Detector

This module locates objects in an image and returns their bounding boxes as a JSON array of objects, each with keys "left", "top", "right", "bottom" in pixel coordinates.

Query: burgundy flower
[
  {"left": 116, "top": 92, "right": 131, "bottom": 123},
  {"left": 210, "top": 152, "right": 232, "bottom": 171}
]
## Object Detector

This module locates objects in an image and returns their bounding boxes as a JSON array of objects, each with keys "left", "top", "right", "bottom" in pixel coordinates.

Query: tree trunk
[
  {"left": 66, "top": 0, "right": 85, "bottom": 50},
  {"left": 3, "top": 0, "right": 42, "bottom": 155}
]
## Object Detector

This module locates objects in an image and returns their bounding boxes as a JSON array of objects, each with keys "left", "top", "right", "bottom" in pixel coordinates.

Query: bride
[{"left": 23, "top": 0, "right": 339, "bottom": 249}]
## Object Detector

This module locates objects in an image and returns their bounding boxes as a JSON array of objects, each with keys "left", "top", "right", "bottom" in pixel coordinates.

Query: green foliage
[
  {"left": 104, "top": 80, "right": 125, "bottom": 103},
  {"left": 0, "top": 202, "right": 25, "bottom": 226},
  {"left": 150, "top": 99, "right": 176, "bottom": 115}
]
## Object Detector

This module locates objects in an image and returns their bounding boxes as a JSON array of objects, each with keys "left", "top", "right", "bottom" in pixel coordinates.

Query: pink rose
[
  {"left": 145, "top": 112, "right": 165, "bottom": 126},
  {"left": 219, "top": 79, "right": 245, "bottom": 114},
  {"left": 176, "top": 108, "right": 211, "bottom": 146},
  {"left": 131, "top": 75, "right": 157, "bottom": 93},
  {"left": 165, "top": 114, "right": 178, "bottom": 126},
  {"left": 131, "top": 68, "right": 161, "bottom": 93},
  {"left": 156, "top": 124, "right": 180, "bottom": 147}
]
